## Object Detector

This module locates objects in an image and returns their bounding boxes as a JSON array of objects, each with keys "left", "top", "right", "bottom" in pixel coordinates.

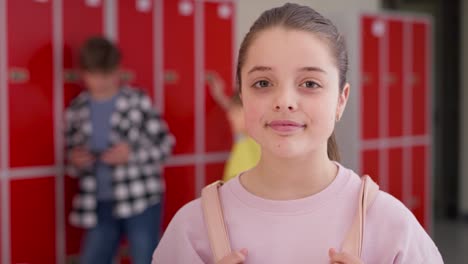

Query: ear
[{"left": 336, "top": 83, "right": 350, "bottom": 121}]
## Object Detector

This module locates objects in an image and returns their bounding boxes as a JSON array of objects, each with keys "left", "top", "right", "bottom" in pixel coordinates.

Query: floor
[{"left": 433, "top": 218, "right": 468, "bottom": 263}]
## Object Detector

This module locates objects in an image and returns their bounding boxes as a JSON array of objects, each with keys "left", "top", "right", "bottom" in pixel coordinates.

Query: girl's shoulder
[
  {"left": 364, "top": 189, "right": 442, "bottom": 262},
  {"left": 170, "top": 198, "right": 205, "bottom": 229},
  {"left": 343, "top": 166, "right": 423, "bottom": 231},
  {"left": 369, "top": 189, "right": 419, "bottom": 228}
]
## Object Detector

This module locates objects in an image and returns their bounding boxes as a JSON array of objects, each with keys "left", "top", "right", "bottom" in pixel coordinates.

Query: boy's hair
[{"left": 79, "top": 36, "right": 121, "bottom": 72}]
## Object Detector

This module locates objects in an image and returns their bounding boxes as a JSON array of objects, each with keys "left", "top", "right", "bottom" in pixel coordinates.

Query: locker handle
[
  {"left": 362, "top": 73, "right": 372, "bottom": 85},
  {"left": 410, "top": 74, "right": 420, "bottom": 86},
  {"left": 385, "top": 73, "right": 397, "bottom": 85},
  {"left": 64, "top": 69, "right": 80, "bottom": 83},
  {"left": 120, "top": 69, "right": 135, "bottom": 83},
  {"left": 164, "top": 70, "right": 179, "bottom": 84},
  {"left": 8, "top": 67, "right": 30, "bottom": 83}
]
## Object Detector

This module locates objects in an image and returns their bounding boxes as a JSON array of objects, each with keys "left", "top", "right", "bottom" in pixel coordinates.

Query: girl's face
[{"left": 240, "top": 27, "right": 349, "bottom": 159}]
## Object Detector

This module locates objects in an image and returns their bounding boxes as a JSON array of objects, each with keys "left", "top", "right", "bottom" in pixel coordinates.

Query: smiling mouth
[{"left": 266, "top": 120, "right": 306, "bottom": 133}]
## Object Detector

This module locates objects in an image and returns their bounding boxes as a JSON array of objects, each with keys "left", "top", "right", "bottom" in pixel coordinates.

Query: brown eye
[
  {"left": 301, "top": 80, "right": 321, "bottom": 89},
  {"left": 253, "top": 80, "right": 271, "bottom": 88}
]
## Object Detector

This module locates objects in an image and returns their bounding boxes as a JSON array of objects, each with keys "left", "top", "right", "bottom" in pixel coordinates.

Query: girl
[
  {"left": 206, "top": 71, "right": 261, "bottom": 182},
  {"left": 153, "top": 3, "right": 443, "bottom": 263}
]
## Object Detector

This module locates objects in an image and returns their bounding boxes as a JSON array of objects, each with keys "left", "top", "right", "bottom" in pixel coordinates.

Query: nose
[{"left": 273, "top": 86, "right": 298, "bottom": 112}]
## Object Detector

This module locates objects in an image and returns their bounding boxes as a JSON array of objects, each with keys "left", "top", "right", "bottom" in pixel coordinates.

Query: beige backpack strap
[
  {"left": 201, "top": 180, "right": 232, "bottom": 262},
  {"left": 341, "top": 175, "right": 379, "bottom": 257}
]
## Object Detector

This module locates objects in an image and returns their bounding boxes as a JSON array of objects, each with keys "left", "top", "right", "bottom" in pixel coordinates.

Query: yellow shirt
[{"left": 223, "top": 136, "right": 261, "bottom": 181}]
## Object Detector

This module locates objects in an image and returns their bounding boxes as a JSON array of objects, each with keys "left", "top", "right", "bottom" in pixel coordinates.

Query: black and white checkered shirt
[{"left": 65, "top": 86, "right": 175, "bottom": 228}]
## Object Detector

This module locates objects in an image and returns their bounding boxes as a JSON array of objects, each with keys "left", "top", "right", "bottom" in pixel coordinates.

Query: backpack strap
[
  {"left": 201, "top": 180, "right": 232, "bottom": 262},
  {"left": 341, "top": 175, "right": 380, "bottom": 257}
]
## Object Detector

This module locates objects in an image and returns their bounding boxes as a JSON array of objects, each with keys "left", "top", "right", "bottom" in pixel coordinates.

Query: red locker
[
  {"left": 10, "top": 176, "right": 56, "bottom": 264},
  {"left": 411, "top": 145, "right": 427, "bottom": 227},
  {"left": 388, "top": 147, "right": 403, "bottom": 201},
  {"left": 0, "top": 183, "right": 2, "bottom": 264},
  {"left": 163, "top": 0, "right": 196, "bottom": 154},
  {"left": 411, "top": 22, "right": 428, "bottom": 136},
  {"left": 359, "top": 14, "right": 432, "bottom": 230},
  {"left": 63, "top": 0, "right": 104, "bottom": 106},
  {"left": 204, "top": 1, "right": 234, "bottom": 152},
  {"left": 7, "top": 0, "right": 55, "bottom": 167},
  {"left": 361, "top": 149, "right": 380, "bottom": 184},
  {"left": 162, "top": 166, "right": 196, "bottom": 229},
  {"left": 387, "top": 19, "right": 404, "bottom": 138},
  {"left": 118, "top": 0, "right": 155, "bottom": 98},
  {"left": 361, "top": 16, "right": 381, "bottom": 140},
  {"left": 205, "top": 162, "right": 224, "bottom": 186}
]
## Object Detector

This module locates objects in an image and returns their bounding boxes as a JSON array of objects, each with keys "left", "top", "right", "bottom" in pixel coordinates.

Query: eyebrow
[
  {"left": 247, "top": 66, "right": 327, "bottom": 75},
  {"left": 247, "top": 66, "right": 272, "bottom": 74},
  {"left": 298, "top": 66, "right": 327, "bottom": 74}
]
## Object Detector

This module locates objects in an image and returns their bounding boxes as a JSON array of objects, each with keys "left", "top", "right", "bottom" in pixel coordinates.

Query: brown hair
[
  {"left": 236, "top": 3, "right": 348, "bottom": 161},
  {"left": 79, "top": 36, "right": 121, "bottom": 73}
]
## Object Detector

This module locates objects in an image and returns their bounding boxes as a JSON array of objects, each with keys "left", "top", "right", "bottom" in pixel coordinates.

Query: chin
[{"left": 266, "top": 143, "right": 312, "bottom": 159}]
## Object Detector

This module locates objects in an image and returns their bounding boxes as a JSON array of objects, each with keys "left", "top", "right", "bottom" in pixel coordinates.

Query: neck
[
  {"left": 242, "top": 148, "right": 338, "bottom": 200},
  {"left": 89, "top": 85, "right": 120, "bottom": 101}
]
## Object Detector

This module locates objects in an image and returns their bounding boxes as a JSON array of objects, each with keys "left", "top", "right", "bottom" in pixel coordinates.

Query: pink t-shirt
[{"left": 153, "top": 164, "right": 443, "bottom": 263}]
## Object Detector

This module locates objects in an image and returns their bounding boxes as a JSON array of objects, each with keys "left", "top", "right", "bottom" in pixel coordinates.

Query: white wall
[
  {"left": 236, "top": 0, "right": 380, "bottom": 50},
  {"left": 460, "top": 0, "right": 468, "bottom": 214}
]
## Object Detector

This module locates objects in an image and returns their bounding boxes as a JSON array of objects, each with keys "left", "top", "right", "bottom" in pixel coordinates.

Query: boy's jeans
[{"left": 80, "top": 200, "right": 163, "bottom": 264}]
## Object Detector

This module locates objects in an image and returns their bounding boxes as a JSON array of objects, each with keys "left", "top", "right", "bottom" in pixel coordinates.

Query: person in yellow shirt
[{"left": 206, "top": 72, "right": 261, "bottom": 181}]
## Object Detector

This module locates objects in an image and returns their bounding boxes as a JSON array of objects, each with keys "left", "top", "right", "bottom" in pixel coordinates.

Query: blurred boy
[{"left": 65, "top": 36, "right": 174, "bottom": 264}]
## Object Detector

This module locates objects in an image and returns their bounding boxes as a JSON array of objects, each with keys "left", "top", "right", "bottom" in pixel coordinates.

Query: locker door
[
  {"left": 361, "top": 149, "right": 380, "bottom": 184},
  {"left": 387, "top": 19, "right": 404, "bottom": 138},
  {"left": 361, "top": 15, "right": 382, "bottom": 140},
  {"left": 0, "top": 4, "right": 6, "bottom": 264},
  {"left": 164, "top": 0, "right": 195, "bottom": 154},
  {"left": 63, "top": 1, "right": 103, "bottom": 259},
  {"left": 411, "top": 145, "right": 428, "bottom": 227},
  {"left": 0, "top": 182, "right": 2, "bottom": 264},
  {"left": 10, "top": 176, "right": 56, "bottom": 264},
  {"left": 204, "top": 1, "right": 234, "bottom": 152},
  {"left": 386, "top": 18, "right": 404, "bottom": 202},
  {"left": 388, "top": 147, "right": 403, "bottom": 201},
  {"left": 410, "top": 20, "right": 430, "bottom": 229},
  {"left": 118, "top": 0, "right": 155, "bottom": 98},
  {"left": 205, "top": 162, "right": 224, "bottom": 186},
  {"left": 7, "top": 0, "right": 54, "bottom": 167},
  {"left": 411, "top": 21, "right": 428, "bottom": 136},
  {"left": 63, "top": 0, "right": 104, "bottom": 107},
  {"left": 163, "top": 166, "right": 196, "bottom": 229}
]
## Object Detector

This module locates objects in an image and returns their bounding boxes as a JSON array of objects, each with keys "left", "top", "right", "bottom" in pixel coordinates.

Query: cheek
[
  {"left": 243, "top": 102, "right": 263, "bottom": 132},
  {"left": 305, "top": 98, "right": 337, "bottom": 131}
]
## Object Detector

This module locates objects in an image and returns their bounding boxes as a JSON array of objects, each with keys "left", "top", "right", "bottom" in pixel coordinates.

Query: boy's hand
[
  {"left": 217, "top": 249, "right": 248, "bottom": 264},
  {"left": 101, "top": 143, "right": 130, "bottom": 165},
  {"left": 69, "top": 147, "right": 95, "bottom": 168},
  {"left": 329, "top": 248, "right": 363, "bottom": 264}
]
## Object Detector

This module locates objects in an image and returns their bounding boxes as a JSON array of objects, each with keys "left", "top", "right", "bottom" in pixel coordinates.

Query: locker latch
[
  {"left": 164, "top": 70, "right": 179, "bottom": 84},
  {"left": 8, "top": 67, "right": 30, "bottom": 83},
  {"left": 121, "top": 70, "right": 135, "bottom": 83},
  {"left": 64, "top": 69, "right": 80, "bottom": 83}
]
